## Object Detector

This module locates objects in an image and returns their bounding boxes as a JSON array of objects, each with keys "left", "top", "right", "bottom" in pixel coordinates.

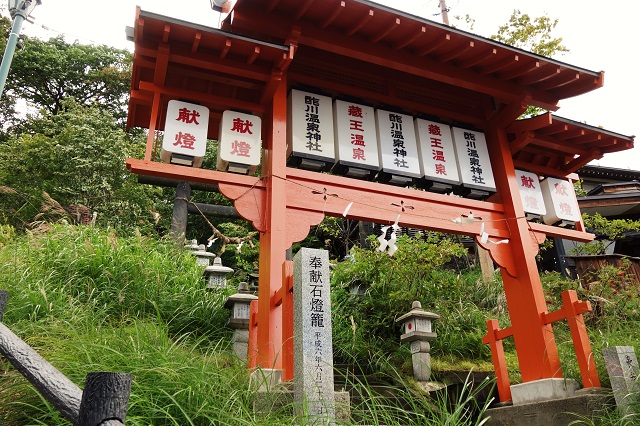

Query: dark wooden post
[
  {"left": 0, "top": 322, "right": 82, "bottom": 423},
  {"left": 78, "top": 372, "right": 132, "bottom": 426},
  {"left": 170, "top": 181, "right": 191, "bottom": 243},
  {"left": 0, "top": 289, "right": 7, "bottom": 322}
]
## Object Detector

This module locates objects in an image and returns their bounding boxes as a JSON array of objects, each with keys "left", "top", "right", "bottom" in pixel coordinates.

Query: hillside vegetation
[{"left": 1, "top": 225, "right": 639, "bottom": 425}]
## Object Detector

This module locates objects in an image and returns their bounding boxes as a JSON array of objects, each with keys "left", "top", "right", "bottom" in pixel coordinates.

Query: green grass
[
  {"left": 0, "top": 225, "right": 498, "bottom": 425},
  {"left": 2, "top": 225, "right": 640, "bottom": 424}
]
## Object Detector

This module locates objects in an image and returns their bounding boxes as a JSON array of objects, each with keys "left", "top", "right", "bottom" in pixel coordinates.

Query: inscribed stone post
[
  {"left": 293, "top": 248, "right": 335, "bottom": 424},
  {"left": 603, "top": 346, "right": 640, "bottom": 415}
]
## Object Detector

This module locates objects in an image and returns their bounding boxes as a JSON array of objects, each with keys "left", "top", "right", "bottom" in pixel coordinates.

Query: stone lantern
[
  {"left": 248, "top": 266, "right": 259, "bottom": 294},
  {"left": 224, "top": 282, "right": 257, "bottom": 359},
  {"left": 194, "top": 245, "right": 216, "bottom": 267},
  {"left": 396, "top": 301, "right": 439, "bottom": 381},
  {"left": 204, "top": 257, "right": 234, "bottom": 290},
  {"left": 185, "top": 240, "right": 216, "bottom": 266},
  {"left": 184, "top": 239, "right": 199, "bottom": 252}
]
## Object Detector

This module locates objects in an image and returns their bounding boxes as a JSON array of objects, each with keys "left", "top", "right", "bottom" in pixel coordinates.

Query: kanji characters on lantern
[
  {"left": 515, "top": 169, "right": 546, "bottom": 219},
  {"left": 217, "top": 110, "right": 262, "bottom": 175},
  {"left": 287, "top": 89, "right": 336, "bottom": 171},
  {"left": 415, "top": 119, "right": 461, "bottom": 192},
  {"left": 451, "top": 127, "right": 496, "bottom": 198},
  {"left": 375, "top": 109, "right": 421, "bottom": 186},
  {"left": 161, "top": 100, "right": 210, "bottom": 167},
  {"left": 540, "top": 177, "right": 581, "bottom": 226},
  {"left": 333, "top": 100, "right": 380, "bottom": 179}
]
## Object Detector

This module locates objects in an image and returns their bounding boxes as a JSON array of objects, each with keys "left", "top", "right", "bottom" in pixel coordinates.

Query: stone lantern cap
[
  {"left": 396, "top": 301, "right": 439, "bottom": 343},
  {"left": 195, "top": 250, "right": 215, "bottom": 260},
  {"left": 184, "top": 239, "right": 200, "bottom": 251},
  {"left": 396, "top": 301, "right": 440, "bottom": 323},
  {"left": 224, "top": 282, "right": 258, "bottom": 309},
  {"left": 204, "top": 256, "right": 234, "bottom": 275}
]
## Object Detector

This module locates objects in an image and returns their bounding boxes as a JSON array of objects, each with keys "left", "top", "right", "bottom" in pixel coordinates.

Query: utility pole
[
  {"left": 0, "top": 0, "right": 41, "bottom": 98},
  {"left": 438, "top": 0, "right": 450, "bottom": 26}
]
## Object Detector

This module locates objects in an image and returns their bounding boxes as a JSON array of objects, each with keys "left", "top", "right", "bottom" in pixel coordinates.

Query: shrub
[{"left": 330, "top": 235, "right": 495, "bottom": 367}]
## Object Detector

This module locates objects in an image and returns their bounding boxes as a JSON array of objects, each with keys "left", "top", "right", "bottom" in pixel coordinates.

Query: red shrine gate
[{"left": 124, "top": 0, "right": 634, "bottom": 401}]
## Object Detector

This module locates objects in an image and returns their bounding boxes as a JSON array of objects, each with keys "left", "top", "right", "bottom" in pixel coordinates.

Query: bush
[{"left": 330, "top": 235, "right": 496, "bottom": 368}]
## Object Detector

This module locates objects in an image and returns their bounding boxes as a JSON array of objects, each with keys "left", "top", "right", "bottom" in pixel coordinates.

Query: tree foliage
[
  {"left": 492, "top": 10, "right": 568, "bottom": 57},
  {"left": 572, "top": 213, "right": 640, "bottom": 255},
  {"left": 491, "top": 10, "right": 569, "bottom": 118},
  {"left": 0, "top": 101, "right": 160, "bottom": 233},
  {"left": 329, "top": 235, "right": 496, "bottom": 367},
  {"left": 4, "top": 36, "right": 131, "bottom": 123}
]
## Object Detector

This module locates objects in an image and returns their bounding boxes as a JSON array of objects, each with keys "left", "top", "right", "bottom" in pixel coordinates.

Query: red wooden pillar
[
  {"left": 485, "top": 124, "right": 563, "bottom": 382},
  {"left": 248, "top": 299, "right": 259, "bottom": 370},
  {"left": 281, "top": 260, "right": 294, "bottom": 381},
  {"left": 256, "top": 75, "right": 288, "bottom": 371},
  {"left": 482, "top": 320, "right": 513, "bottom": 402}
]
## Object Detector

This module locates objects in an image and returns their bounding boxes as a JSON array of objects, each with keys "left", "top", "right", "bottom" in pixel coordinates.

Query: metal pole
[{"left": 0, "top": 8, "right": 27, "bottom": 97}]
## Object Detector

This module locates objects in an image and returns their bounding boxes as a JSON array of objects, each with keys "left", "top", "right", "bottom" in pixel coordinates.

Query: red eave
[
  {"left": 126, "top": 8, "right": 292, "bottom": 138},
  {"left": 507, "top": 113, "right": 635, "bottom": 177},
  {"left": 226, "top": 0, "right": 604, "bottom": 110}
]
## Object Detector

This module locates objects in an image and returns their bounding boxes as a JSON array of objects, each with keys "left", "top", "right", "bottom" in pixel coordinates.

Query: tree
[
  {"left": 4, "top": 36, "right": 132, "bottom": 123},
  {"left": 0, "top": 101, "right": 160, "bottom": 234},
  {"left": 571, "top": 213, "right": 640, "bottom": 255},
  {"left": 492, "top": 10, "right": 568, "bottom": 57},
  {"left": 491, "top": 10, "right": 569, "bottom": 119}
]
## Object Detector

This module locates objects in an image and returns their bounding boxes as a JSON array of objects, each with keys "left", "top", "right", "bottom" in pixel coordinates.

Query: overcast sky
[{"left": 14, "top": 0, "right": 640, "bottom": 170}]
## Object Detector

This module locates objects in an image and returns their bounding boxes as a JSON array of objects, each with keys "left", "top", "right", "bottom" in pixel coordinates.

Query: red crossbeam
[
  {"left": 542, "top": 290, "right": 600, "bottom": 388},
  {"left": 484, "top": 289, "right": 600, "bottom": 403}
]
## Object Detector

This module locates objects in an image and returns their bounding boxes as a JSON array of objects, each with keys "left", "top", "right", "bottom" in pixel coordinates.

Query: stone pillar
[
  {"left": 410, "top": 340, "right": 433, "bottom": 381},
  {"left": 293, "top": 248, "right": 336, "bottom": 424},
  {"left": 603, "top": 346, "right": 639, "bottom": 415}
]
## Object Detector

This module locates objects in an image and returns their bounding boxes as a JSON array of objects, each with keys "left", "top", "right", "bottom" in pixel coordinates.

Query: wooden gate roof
[
  {"left": 506, "top": 113, "right": 634, "bottom": 176},
  {"left": 226, "top": 0, "right": 604, "bottom": 111},
  {"left": 126, "top": 1, "right": 634, "bottom": 178}
]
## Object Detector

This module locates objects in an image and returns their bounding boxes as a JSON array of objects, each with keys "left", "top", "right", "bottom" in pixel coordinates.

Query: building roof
[
  {"left": 576, "top": 166, "right": 640, "bottom": 219},
  {"left": 126, "top": 9, "right": 294, "bottom": 137},
  {"left": 579, "top": 164, "right": 640, "bottom": 182}
]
